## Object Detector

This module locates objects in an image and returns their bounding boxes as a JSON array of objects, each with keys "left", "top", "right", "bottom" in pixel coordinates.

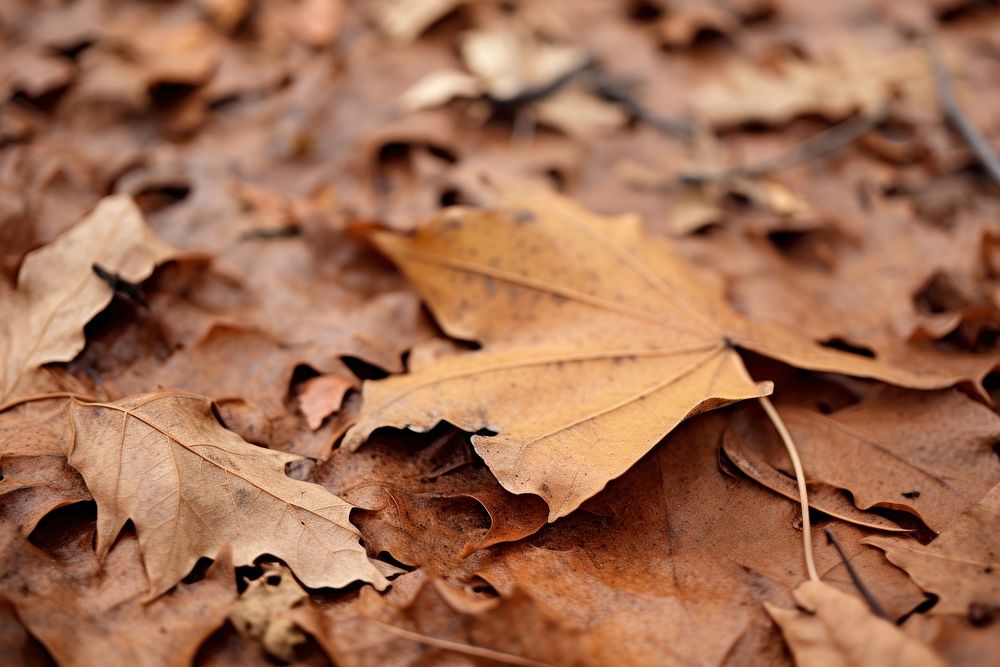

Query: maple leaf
[
  {"left": 866, "top": 484, "right": 1000, "bottom": 616},
  {"left": 0, "top": 195, "right": 176, "bottom": 403},
  {"left": 765, "top": 581, "right": 946, "bottom": 667},
  {"left": 345, "top": 190, "right": 959, "bottom": 519},
  {"left": 65, "top": 391, "right": 389, "bottom": 599}
]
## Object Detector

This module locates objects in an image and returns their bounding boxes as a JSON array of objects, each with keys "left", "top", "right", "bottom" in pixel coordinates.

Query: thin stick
[
  {"left": 589, "top": 75, "right": 694, "bottom": 140},
  {"left": 362, "top": 615, "right": 553, "bottom": 667},
  {"left": 925, "top": 38, "right": 1000, "bottom": 191},
  {"left": 758, "top": 396, "right": 820, "bottom": 583},
  {"left": 680, "top": 109, "right": 886, "bottom": 185},
  {"left": 824, "top": 528, "right": 888, "bottom": 619}
]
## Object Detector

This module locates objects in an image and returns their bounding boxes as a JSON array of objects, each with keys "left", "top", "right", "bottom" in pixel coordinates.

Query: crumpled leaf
[
  {"left": 345, "top": 189, "right": 961, "bottom": 519},
  {"left": 65, "top": 391, "right": 389, "bottom": 599},
  {"left": 0, "top": 195, "right": 176, "bottom": 402},
  {"left": 229, "top": 563, "right": 308, "bottom": 662},
  {"left": 724, "top": 387, "right": 1000, "bottom": 533},
  {"left": 866, "top": 484, "right": 1000, "bottom": 615},
  {"left": 0, "top": 522, "right": 235, "bottom": 667},
  {"left": 367, "top": 0, "right": 461, "bottom": 42},
  {"left": 765, "top": 580, "right": 945, "bottom": 667}
]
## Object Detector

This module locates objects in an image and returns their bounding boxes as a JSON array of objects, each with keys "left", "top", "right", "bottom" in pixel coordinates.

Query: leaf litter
[{"left": 2, "top": 0, "right": 1000, "bottom": 665}]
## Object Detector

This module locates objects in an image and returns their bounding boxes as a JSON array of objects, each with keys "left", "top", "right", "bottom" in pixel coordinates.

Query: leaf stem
[
  {"left": 758, "top": 396, "right": 819, "bottom": 583},
  {"left": 0, "top": 391, "right": 88, "bottom": 414}
]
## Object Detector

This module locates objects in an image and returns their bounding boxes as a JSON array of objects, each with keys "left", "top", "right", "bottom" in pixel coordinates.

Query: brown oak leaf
[{"left": 65, "top": 391, "right": 389, "bottom": 599}]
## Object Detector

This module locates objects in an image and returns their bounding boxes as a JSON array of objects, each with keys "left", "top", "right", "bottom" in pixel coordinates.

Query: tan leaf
[
  {"left": 345, "top": 189, "right": 959, "bottom": 519},
  {"left": 298, "top": 374, "right": 356, "bottom": 431},
  {"left": 765, "top": 580, "right": 945, "bottom": 667},
  {"left": 229, "top": 563, "right": 308, "bottom": 662},
  {"left": 66, "top": 391, "right": 389, "bottom": 599},
  {"left": 723, "top": 388, "right": 1000, "bottom": 533},
  {"left": 690, "top": 45, "right": 928, "bottom": 127},
  {"left": 866, "top": 484, "right": 1000, "bottom": 615},
  {"left": 0, "top": 522, "right": 235, "bottom": 667},
  {"left": 367, "top": 0, "right": 461, "bottom": 42},
  {"left": 0, "top": 196, "right": 176, "bottom": 403}
]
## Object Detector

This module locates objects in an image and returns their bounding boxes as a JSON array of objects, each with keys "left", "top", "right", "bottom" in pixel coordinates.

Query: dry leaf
[
  {"left": 765, "top": 580, "right": 945, "bottom": 667},
  {"left": 230, "top": 563, "right": 308, "bottom": 662},
  {"left": 724, "top": 387, "right": 1000, "bottom": 533},
  {"left": 367, "top": 0, "right": 461, "bottom": 42},
  {"left": 294, "top": 569, "right": 577, "bottom": 667},
  {"left": 0, "top": 522, "right": 235, "bottom": 667},
  {"left": 866, "top": 484, "right": 1000, "bottom": 615},
  {"left": 299, "top": 374, "right": 356, "bottom": 430},
  {"left": 65, "top": 391, "right": 389, "bottom": 599},
  {"left": 345, "top": 189, "right": 960, "bottom": 519},
  {"left": 0, "top": 196, "right": 176, "bottom": 402}
]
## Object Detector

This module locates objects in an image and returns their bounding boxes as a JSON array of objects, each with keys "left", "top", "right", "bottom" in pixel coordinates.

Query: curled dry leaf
[
  {"left": 345, "top": 189, "right": 961, "bottom": 520},
  {"left": 765, "top": 580, "right": 945, "bottom": 667},
  {"left": 724, "top": 388, "right": 1000, "bottom": 533},
  {"left": 0, "top": 523, "right": 235, "bottom": 667},
  {"left": 0, "top": 195, "right": 176, "bottom": 403},
  {"left": 65, "top": 391, "right": 389, "bottom": 599},
  {"left": 866, "top": 484, "right": 1000, "bottom": 616}
]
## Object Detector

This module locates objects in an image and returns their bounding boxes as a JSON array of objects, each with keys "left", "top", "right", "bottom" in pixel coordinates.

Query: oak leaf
[
  {"left": 0, "top": 195, "right": 176, "bottom": 403},
  {"left": 65, "top": 391, "right": 389, "bottom": 599},
  {"left": 765, "top": 581, "right": 945, "bottom": 667},
  {"left": 866, "top": 484, "right": 1000, "bottom": 615},
  {"left": 345, "top": 190, "right": 958, "bottom": 519}
]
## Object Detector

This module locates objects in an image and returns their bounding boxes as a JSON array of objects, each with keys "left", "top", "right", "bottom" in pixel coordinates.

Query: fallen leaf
[
  {"left": 367, "top": 0, "right": 461, "bottom": 42},
  {"left": 724, "top": 387, "right": 1000, "bottom": 533},
  {"left": 345, "top": 189, "right": 961, "bottom": 519},
  {"left": 294, "top": 569, "right": 578, "bottom": 667},
  {"left": 473, "top": 412, "right": 926, "bottom": 666},
  {"left": 230, "top": 563, "right": 308, "bottom": 662},
  {"left": 0, "top": 196, "right": 176, "bottom": 403},
  {"left": 299, "top": 374, "right": 356, "bottom": 430},
  {"left": 765, "top": 580, "right": 945, "bottom": 667},
  {"left": 65, "top": 391, "right": 389, "bottom": 599},
  {"left": 0, "top": 521, "right": 236, "bottom": 667},
  {"left": 866, "top": 484, "right": 1000, "bottom": 615}
]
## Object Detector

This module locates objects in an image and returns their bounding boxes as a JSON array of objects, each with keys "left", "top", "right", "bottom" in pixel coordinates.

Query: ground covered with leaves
[{"left": 2, "top": 1, "right": 1000, "bottom": 665}]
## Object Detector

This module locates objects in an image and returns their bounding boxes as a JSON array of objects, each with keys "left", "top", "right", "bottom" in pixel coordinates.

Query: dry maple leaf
[
  {"left": 866, "top": 483, "right": 1000, "bottom": 616},
  {"left": 345, "top": 190, "right": 959, "bottom": 519},
  {"left": 65, "top": 391, "right": 390, "bottom": 599},
  {"left": 0, "top": 195, "right": 176, "bottom": 403},
  {"left": 765, "top": 581, "right": 946, "bottom": 667}
]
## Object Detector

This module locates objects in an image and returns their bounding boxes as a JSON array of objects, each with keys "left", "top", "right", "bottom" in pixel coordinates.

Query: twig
[
  {"left": 485, "top": 57, "right": 597, "bottom": 110},
  {"left": 925, "top": 38, "right": 1000, "bottom": 191},
  {"left": 759, "top": 396, "right": 820, "bottom": 583},
  {"left": 589, "top": 75, "right": 695, "bottom": 140},
  {"left": 680, "top": 109, "right": 887, "bottom": 185},
  {"left": 92, "top": 263, "right": 149, "bottom": 308},
  {"left": 824, "top": 528, "right": 889, "bottom": 619},
  {"left": 361, "top": 615, "right": 553, "bottom": 667}
]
